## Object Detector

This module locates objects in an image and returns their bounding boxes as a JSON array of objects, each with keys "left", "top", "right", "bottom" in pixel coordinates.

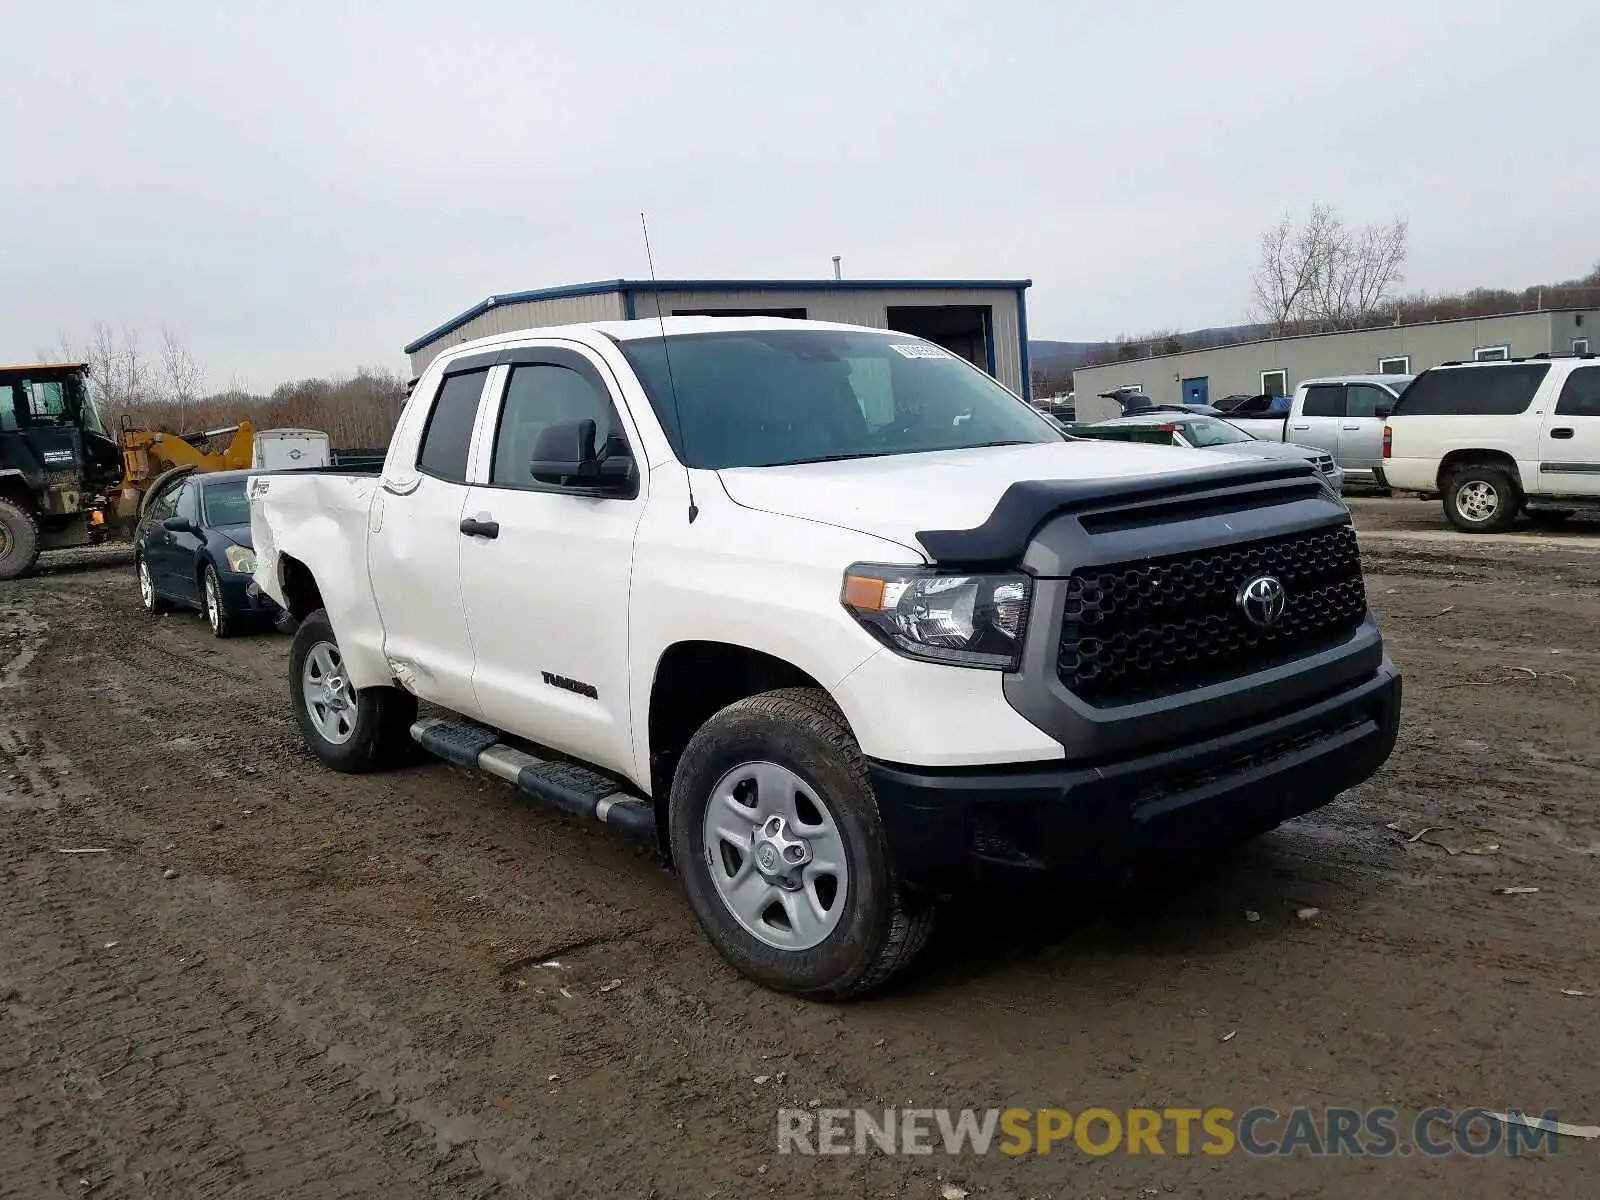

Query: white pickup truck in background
[
  {"left": 1226, "top": 374, "right": 1412, "bottom": 487},
  {"left": 251, "top": 316, "right": 1400, "bottom": 996}
]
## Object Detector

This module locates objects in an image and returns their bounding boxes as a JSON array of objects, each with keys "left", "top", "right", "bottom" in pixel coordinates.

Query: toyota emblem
[{"left": 1237, "top": 575, "right": 1287, "bottom": 628}]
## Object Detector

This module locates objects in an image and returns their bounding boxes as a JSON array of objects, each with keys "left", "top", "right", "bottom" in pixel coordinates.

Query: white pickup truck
[
  {"left": 1225, "top": 374, "right": 1413, "bottom": 487},
  {"left": 251, "top": 317, "right": 1401, "bottom": 996}
]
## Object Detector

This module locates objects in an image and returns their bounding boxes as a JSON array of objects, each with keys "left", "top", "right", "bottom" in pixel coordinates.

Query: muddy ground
[{"left": 2, "top": 500, "right": 1596, "bottom": 1198}]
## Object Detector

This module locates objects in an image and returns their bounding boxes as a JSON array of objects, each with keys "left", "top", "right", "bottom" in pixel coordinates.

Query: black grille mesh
[{"left": 1058, "top": 525, "right": 1366, "bottom": 702}]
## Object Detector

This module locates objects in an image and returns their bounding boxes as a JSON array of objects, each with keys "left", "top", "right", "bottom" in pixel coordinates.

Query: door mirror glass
[{"left": 162, "top": 515, "right": 194, "bottom": 533}]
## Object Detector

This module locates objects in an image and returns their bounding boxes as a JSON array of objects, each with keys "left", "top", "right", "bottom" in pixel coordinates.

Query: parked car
[
  {"left": 251, "top": 317, "right": 1399, "bottom": 997},
  {"left": 1092, "top": 412, "right": 1345, "bottom": 491},
  {"left": 1227, "top": 375, "right": 1412, "bottom": 486},
  {"left": 135, "top": 467, "right": 279, "bottom": 636},
  {"left": 1382, "top": 356, "right": 1600, "bottom": 531}
]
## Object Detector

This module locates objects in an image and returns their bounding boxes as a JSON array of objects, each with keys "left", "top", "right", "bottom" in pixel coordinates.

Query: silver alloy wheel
[
  {"left": 703, "top": 760, "right": 849, "bottom": 951},
  {"left": 205, "top": 571, "right": 221, "bottom": 631},
  {"left": 138, "top": 559, "right": 154, "bottom": 609},
  {"left": 302, "top": 641, "right": 358, "bottom": 745},
  {"left": 1455, "top": 479, "right": 1500, "bottom": 523}
]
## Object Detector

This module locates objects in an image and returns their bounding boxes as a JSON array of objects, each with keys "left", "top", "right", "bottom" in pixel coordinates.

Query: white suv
[{"left": 1382, "top": 356, "right": 1600, "bottom": 532}]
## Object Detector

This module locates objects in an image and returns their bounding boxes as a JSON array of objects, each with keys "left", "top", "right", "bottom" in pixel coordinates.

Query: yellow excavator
[{"left": 111, "top": 417, "right": 256, "bottom": 524}]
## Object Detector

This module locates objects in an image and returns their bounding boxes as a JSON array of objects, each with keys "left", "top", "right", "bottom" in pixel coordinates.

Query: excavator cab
[{"left": 0, "top": 363, "right": 122, "bottom": 579}]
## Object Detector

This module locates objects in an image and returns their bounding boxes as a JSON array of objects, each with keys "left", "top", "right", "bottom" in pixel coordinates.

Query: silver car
[{"left": 1096, "top": 411, "right": 1346, "bottom": 491}]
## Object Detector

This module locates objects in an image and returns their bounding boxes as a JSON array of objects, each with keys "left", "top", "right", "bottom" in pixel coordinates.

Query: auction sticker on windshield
[{"left": 889, "top": 344, "right": 952, "bottom": 360}]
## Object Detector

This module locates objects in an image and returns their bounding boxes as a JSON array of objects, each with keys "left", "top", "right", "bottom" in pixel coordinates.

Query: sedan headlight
[
  {"left": 224, "top": 545, "right": 258, "bottom": 573},
  {"left": 841, "top": 566, "right": 1032, "bottom": 670}
]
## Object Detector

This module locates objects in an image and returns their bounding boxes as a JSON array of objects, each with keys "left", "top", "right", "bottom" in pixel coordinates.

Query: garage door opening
[{"left": 886, "top": 305, "right": 992, "bottom": 373}]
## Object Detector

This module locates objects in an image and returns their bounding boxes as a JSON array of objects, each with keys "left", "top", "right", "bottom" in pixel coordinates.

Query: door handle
[
  {"left": 1550, "top": 427, "right": 1575, "bottom": 440},
  {"left": 459, "top": 517, "right": 500, "bottom": 539},
  {"left": 1291, "top": 424, "right": 1311, "bottom": 431},
  {"left": 1341, "top": 424, "right": 1361, "bottom": 431}
]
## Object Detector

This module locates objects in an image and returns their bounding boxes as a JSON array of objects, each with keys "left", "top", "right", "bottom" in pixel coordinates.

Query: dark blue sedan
[{"left": 134, "top": 468, "right": 279, "bottom": 637}]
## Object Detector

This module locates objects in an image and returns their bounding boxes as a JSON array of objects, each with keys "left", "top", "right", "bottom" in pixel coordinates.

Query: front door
[
  {"left": 1182, "top": 377, "right": 1209, "bottom": 406},
  {"left": 1339, "top": 383, "right": 1393, "bottom": 479},
  {"left": 1540, "top": 365, "right": 1600, "bottom": 497},
  {"left": 367, "top": 365, "right": 493, "bottom": 714},
  {"left": 459, "top": 347, "right": 647, "bottom": 780},
  {"left": 1290, "top": 383, "right": 1345, "bottom": 457}
]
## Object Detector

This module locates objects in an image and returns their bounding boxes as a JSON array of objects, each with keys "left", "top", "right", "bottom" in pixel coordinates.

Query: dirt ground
[{"left": 2, "top": 500, "right": 1597, "bottom": 1199}]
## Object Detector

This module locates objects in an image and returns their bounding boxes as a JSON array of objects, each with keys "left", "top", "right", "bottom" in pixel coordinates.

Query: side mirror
[
  {"left": 529, "top": 420, "right": 633, "bottom": 490},
  {"left": 1374, "top": 403, "right": 1393, "bottom": 419},
  {"left": 162, "top": 515, "right": 194, "bottom": 534}
]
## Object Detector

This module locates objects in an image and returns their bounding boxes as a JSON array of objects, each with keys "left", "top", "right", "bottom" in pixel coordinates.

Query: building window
[
  {"left": 1474, "top": 345, "right": 1510, "bottom": 362},
  {"left": 1378, "top": 356, "right": 1410, "bottom": 375},
  {"left": 1120, "top": 381, "right": 1143, "bottom": 392},
  {"left": 1575, "top": 338, "right": 1590, "bottom": 356},
  {"left": 1260, "top": 369, "right": 1287, "bottom": 397}
]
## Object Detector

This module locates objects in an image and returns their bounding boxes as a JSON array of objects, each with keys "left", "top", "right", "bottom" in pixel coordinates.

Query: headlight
[
  {"left": 841, "top": 566, "right": 1032, "bottom": 670},
  {"left": 224, "top": 545, "right": 257, "bottom": 573}
]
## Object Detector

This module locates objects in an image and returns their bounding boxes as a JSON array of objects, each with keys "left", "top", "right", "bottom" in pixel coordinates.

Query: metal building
[
  {"left": 1074, "top": 309, "right": 1600, "bottom": 421},
  {"left": 404, "top": 278, "right": 1035, "bottom": 398}
]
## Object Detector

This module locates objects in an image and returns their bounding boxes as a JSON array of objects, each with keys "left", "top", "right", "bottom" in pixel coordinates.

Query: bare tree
[
  {"left": 1250, "top": 205, "right": 1407, "bottom": 334},
  {"left": 159, "top": 328, "right": 205, "bottom": 403}
]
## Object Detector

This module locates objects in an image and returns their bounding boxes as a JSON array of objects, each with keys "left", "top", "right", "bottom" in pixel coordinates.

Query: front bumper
[
  {"left": 868, "top": 660, "right": 1400, "bottom": 893},
  {"left": 231, "top": 575, "right": 280, "bottom": 615}
]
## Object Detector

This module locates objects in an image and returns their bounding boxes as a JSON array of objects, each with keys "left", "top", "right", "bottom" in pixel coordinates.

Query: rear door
[
  {"left": 366, "top": 365, "right": 493, "bottom": 714},
  {"left": 137, "top": 477, "right": 186, "bottom": 594},
  {"left": 1340, "top": 383, "right": 1394, "bottom": 477},
  {"left": 1541, "top": 365, "right": 1600, "bottom": 497},
  {"left": 1289, "top": 384, "right": 1344, "bottom": 456}
]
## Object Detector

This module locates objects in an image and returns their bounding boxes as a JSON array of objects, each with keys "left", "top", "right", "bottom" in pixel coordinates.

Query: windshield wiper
[{"left": 781, "top": 451, "right": 890, "bottom": 465}]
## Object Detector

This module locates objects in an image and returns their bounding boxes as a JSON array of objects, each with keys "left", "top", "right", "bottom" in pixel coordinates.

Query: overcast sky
[{"left": 3, "top": 0, "right": 1596, "bottom": 389}]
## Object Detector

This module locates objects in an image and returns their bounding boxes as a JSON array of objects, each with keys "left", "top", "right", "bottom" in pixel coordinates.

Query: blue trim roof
[{"left": 405, "top": 278, "right": 1032, "bottom": 353}]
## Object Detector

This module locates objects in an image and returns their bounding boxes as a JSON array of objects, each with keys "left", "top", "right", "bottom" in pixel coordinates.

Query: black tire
[
  {"left": 669, "top": 687, "right": 934, "bottom": 998},
  {"left": 136, "top": 552, "right": 174, "bottom": 614},
  {"left": 1441, "top": 463, "right": 1521, "bottom": 533},
  {"left": 202, "top": 563, "right": 236, "bottom": 638},
  {"left": 0, "top": 498, "right": 41, "bottom": 582},
  {"left": 288, "top": 608, "right": 416, "bottom": 773}
]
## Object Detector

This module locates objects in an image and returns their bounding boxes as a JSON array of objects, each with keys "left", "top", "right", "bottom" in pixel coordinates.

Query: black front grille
[{"left": 1058, "top": 524, "right": 1366, "bottom": 703}]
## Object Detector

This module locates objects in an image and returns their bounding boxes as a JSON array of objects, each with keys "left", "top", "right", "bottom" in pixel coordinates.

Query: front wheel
[
  {"left": 203, "top": 564, "right": 236, "bottom": 638},
  {"left": 1442, "top": 464, "right": 1520, "bottom": 533},
  {"left": 288, "top": 609, "right": 416, "bottom": 773},
  {"left": 0, "top": 498, "right": 40, "bottom": 582},
  {"left": 669, "top": 688, "right": 934, "bottom": 998}
]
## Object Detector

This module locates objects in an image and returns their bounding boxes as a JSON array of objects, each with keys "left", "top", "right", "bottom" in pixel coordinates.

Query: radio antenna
[{"left": 640, "top": 212, "right": 697, "bottom": 523}]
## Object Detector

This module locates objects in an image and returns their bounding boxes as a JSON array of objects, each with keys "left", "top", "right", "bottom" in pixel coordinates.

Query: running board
[{"left": 409, "top": 717, "right": 657, "bottom": 842}]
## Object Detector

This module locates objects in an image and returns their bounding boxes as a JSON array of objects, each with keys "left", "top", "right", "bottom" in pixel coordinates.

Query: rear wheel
[
  {"left": 0, "top": 499, "right": 40, "bottom": 581},
  {"left": 1442, "top": 463, "right": 1520, "bottom": 533},
  {"left": 669, "top": 688, "right": 934, "bottom": 998},
  {"left": 137, "top": 554, "right": 173, "bottom": 613},
  {"left": 288, "top": 609, "right": 416, "bottom": 772}
]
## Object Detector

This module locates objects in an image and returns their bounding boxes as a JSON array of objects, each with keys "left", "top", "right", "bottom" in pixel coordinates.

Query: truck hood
[{"left": 716, "top": 441, "right": 1233, "bottom": 556}]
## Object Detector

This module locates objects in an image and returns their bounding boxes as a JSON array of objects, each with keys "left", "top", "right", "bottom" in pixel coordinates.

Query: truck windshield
[{"left": 618, "top": 329, "right": 1060, "bottom": 468}]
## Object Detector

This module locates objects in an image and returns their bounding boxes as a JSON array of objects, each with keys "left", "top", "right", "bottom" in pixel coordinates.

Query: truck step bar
[{"left": 409, "top": 717, "right": 657, "bottom": 842}]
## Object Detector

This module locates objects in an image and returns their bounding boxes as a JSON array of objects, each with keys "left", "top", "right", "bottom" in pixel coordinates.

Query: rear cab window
[
  {"left": 417, "top": 369, "right": 491, "bottom": 482},
  {"left": 1391, "top": 365, "right": 1549, "bottom": 416}
]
